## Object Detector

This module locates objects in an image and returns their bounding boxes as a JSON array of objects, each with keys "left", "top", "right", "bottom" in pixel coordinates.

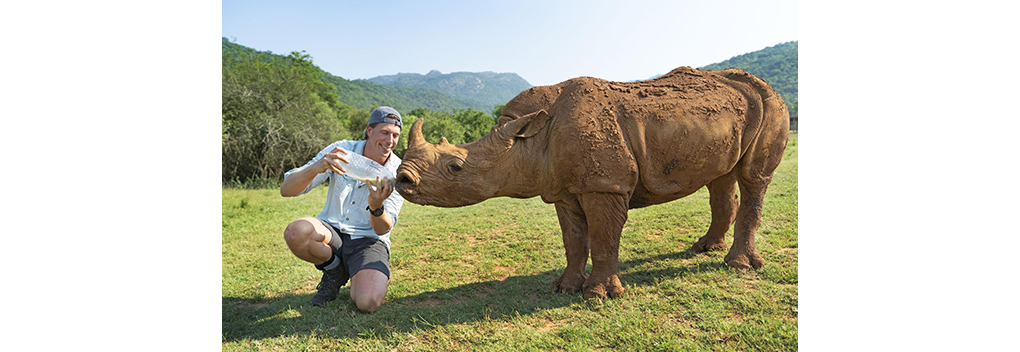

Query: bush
[{"left": 222, "top": 42, "right": 354, "bottom": 185}]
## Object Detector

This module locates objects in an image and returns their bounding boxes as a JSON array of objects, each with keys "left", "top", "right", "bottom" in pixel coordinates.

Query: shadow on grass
[
  {"left": 222, "top": 250, "right": 729, "bottom": 343},
  {"left": 618, "top": 249, "right": 730, "bottom": 286}
]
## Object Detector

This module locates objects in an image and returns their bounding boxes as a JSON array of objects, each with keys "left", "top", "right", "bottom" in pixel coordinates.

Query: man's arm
[
  {"left": 280, "top": 147, "right": 349, "bottom": 197},
  {"left": 366, "top": 177, "right": 396, "bottom": 234}
]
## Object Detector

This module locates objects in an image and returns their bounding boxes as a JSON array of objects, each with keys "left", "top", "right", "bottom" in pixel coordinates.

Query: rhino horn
[{"left": 408, "top": 118, "right": 428, "bottom": 148}]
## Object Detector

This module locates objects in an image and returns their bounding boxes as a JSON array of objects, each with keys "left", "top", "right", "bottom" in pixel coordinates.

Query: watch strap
[{"left": 366, "top": 205, "right": 385, "bottom": 217}]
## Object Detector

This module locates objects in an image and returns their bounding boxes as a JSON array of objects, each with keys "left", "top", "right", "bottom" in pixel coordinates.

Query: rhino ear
[
  {"left": 499, "top": 110, "right": 549, "bottom": 139},
  {"left": 496, "top": 115, "right": 514, "bottom": 127}
]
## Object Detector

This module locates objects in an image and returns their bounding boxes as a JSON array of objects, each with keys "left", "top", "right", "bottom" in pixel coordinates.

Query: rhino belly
[{"left": 626, "top": 110, "right": 744, "bottom": 204}]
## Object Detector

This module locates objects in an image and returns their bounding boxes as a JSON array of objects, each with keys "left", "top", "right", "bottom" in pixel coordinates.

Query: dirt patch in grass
[
  {"left": 647, "top": 230, "right": 666, "bottom": 240},
  {"left": 232, "top": 300, "right": 272, "bottom": 310},
  {"left": 414, "top": 298, "right": 444, "bottom": 308},
  {"left": 536, "top": 317, "right": 564, "bottom": 333},
  {"left": 295, "top": 287, "right": 317, "bottom": 295},
  {"left": 410, "top": 293, "right": 479, "bottom": 308},
  {"left": 494, "top": 266, "right": 514, "bottom": 281}
]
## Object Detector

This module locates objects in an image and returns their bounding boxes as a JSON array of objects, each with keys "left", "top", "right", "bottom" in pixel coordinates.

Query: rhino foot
[
  {"left": 552, "top": 271, "right": 587, "bottom": 293},
  {"left": 691, "top": 237, "right": 728, "bottom": 252},
  {"left": 724, "top": 250, "right": 764, "bottom": 270},
  {"left": 582, "top": 275, "right": 624, "bottom": 299}
]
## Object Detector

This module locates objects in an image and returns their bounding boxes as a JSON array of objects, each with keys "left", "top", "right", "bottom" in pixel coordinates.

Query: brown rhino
[{"left": 395, "top": 66, "right": 789, "bottom": 299}]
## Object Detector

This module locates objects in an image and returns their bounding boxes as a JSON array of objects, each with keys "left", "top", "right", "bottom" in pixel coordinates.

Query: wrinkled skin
[{"left": 397, "top": 67, "right": 789, "bottom": 299}]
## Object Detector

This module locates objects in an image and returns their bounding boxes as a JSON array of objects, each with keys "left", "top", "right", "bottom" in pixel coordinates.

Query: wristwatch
[{"left": 366, "top": 205, "right": 385, "bottom": 217}]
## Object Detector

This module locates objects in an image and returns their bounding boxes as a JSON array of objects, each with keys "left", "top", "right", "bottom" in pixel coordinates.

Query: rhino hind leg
[
  {"left": 724, "top": 179, "right": 769, "bottom": 270},
  {"left": 578, "top": 192, "right": 628, "bottom": 299},
  {"left": 552, "top": 199, "right": 589, "bottom": 293},
  {"left": 692, "top": 172, "right": 739, "bottom": 252}
]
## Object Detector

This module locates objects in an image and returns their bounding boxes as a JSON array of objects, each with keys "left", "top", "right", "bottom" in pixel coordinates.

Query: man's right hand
[{"left": 315, "top": 147, "right": 350, "bottom": 175}]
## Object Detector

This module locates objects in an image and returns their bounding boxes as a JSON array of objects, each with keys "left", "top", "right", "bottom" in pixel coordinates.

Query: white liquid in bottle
[{"left": 339, "top": 152, "right": 395, "bottom": 186}]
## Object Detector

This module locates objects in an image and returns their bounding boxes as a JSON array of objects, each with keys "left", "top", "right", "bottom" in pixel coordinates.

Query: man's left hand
[{"left": 367, "top": 176, "right": 393, "bottom": 211}]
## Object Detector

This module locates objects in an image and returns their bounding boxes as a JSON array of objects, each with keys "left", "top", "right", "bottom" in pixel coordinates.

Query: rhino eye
[{"left": 449, "top": 163, "right": 462, "bottom": 172}]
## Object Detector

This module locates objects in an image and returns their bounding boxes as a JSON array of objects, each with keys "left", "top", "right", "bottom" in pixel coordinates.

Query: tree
[
  {"left": 491, "top": 103, "right": 505, "bottom": 119},
  {"left": 222, "top": 43, "right": 355, "bottom": 185},
  {"left": 453, "top": 108, "right": 494, "bottom": 143}
]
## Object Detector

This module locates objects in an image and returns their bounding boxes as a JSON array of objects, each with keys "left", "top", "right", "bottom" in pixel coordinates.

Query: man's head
[
  {"left": 367, "top": 106, "right": 403, "bottom": 129},
  {"left": 364, "top": 106, "right": 403, "bottom": 162}
]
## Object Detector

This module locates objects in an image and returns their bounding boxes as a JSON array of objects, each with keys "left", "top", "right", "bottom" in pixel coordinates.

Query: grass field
[{"left": 222, "top": 133, "right": 798, "bottom": 351}]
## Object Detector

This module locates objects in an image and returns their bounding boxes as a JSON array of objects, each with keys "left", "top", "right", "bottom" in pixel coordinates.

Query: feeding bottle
[{"left": 339, "top": 151, "right": 395, "bottom": 186}]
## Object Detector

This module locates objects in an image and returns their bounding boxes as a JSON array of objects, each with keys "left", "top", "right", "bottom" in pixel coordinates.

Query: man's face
[{"left": 366, "top": 123, "right": 401, "bottom": 158}]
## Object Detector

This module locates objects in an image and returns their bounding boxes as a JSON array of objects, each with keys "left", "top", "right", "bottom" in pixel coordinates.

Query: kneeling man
[{"left": 279, "top": 106, "right": 404, "bottom": 312}]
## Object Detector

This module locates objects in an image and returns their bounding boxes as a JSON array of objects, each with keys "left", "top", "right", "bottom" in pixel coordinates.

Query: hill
[
  {"left": 700, "top": 41, "right": 798, "bottom": 116},
  {"left": 365, "top": 70, "right": 532, "bottom": 111},
  {"left": 224, "top": 38, "right": 796, "bottom": 116},
  {"left": 223, "top": 38, "right": 480, "bottom": 113},
  {"left": 324, "top": 74, "right": 480, "bottom": 113}
]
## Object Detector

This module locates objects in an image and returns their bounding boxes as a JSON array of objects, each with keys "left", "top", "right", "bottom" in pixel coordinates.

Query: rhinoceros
[{"left": 395, "top": 66, "right": 789, "bottom": 299}]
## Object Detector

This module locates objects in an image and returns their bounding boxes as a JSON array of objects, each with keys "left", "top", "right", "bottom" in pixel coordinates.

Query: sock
[{"left": 314, "top": 254, "right": 341, "bottom": 271}]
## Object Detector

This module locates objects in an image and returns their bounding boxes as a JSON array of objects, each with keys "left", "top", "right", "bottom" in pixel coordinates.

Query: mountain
[
  {"left": 365, "top": 70, "right": 533, "bottom": 112},
  {"left": 323, "top": 73, "right": 480, "bottom": 113},
  {"left": 699, "top": 41, "right": 798, "bottom": 116},
  {"left": 223, "top": 37, "right": 796, "bottom": 115},
  {"left": 222, "top": 38, "right": 481, "bottom": 113}
]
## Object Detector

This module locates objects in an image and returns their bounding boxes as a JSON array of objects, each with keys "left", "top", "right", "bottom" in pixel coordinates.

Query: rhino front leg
[
  {"left": 579, "top": 192, "right": 628, "bottom": 299},
  {"left": 552, "top": 199, "right": 588, "bottom": 293},
  {"left": 692, "top": 172, "right": 738, "bottom": 252}
]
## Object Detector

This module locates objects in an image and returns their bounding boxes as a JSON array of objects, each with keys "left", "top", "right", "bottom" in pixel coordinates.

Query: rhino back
[{"left": 615, "top": 67, "right": 773, "bottom": 206}]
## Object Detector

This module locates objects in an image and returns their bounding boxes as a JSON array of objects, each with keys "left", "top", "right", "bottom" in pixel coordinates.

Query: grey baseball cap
[{"left": 368, "top": 106, "right": 402, "bottom": 128}]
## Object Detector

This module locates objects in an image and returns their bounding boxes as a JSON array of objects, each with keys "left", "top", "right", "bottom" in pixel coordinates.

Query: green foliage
[
  {"left": 700, "top": 41, "right": 798, "bottom": 116},
  {"left": 406, "top": 108, "right": 497, "bottom": 146},
  {"left": 367, "top": 70, "right": 532, "bottom": 112},
  {"left": 325, "top": 74, "right": 484, "bottom": 113},
  {"left": 222, "top": 38, "right": 506, "bottom": 186},
  {"left": 222, "top": 38, "right": 356, "bottom": 185},
  {"left": 491, "top": 103, "right": 506, "bottom": 118}
]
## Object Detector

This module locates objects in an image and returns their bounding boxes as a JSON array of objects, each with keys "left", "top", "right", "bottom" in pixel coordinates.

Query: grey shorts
[{"left": 317, "top": 218, "right": 391, "bottom": 279}]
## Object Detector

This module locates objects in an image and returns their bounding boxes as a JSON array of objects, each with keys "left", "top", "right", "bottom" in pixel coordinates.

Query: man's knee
[
  {"left": 284, "top": 218, "right": 317, "bottom": 245},
  {"left": 355, "top": 295, "right": 383, "bottom": 313},
  {"left": 350, "top": 269, "right": 388, "bottom": 313}
]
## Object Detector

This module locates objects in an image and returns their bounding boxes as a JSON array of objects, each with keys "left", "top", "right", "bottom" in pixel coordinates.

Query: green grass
[{"left": 223, "top": 132, "right": 798, "bottom": 351}]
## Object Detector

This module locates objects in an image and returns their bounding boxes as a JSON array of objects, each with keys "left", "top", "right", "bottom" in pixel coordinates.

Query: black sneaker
[{"left": 311, "top": 264, "right": 350, "bottom": 307}]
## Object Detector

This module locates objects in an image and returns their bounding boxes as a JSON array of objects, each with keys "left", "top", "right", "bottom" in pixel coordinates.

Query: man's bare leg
[
  {"left": 283, "top": 217, "right": 348, "bottom": 306},
  {"left": 350, "top": 269, "right": 388, "bottom": 313},
  {"left": 283, "top": 217, "right": 334, "bottom": 265}
]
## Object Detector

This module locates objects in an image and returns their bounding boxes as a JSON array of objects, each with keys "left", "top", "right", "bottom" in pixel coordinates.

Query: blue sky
[{"left": 223, "top": 0, "right": 798, "bottom": 86}]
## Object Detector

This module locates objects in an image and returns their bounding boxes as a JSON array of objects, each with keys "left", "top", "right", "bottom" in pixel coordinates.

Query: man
[{"left": 280, "top": 106, "right": 404, "bottom": 313}]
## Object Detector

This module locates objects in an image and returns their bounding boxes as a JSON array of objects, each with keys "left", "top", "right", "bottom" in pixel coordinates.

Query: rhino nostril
[{"left": 396, "top": 171, "right": 417, "bottom": 187}]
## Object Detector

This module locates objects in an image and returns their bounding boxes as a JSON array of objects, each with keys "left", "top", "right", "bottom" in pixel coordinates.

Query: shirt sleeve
[{"left": 282, "top": 141, "right": 344, "bottom": 196}]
